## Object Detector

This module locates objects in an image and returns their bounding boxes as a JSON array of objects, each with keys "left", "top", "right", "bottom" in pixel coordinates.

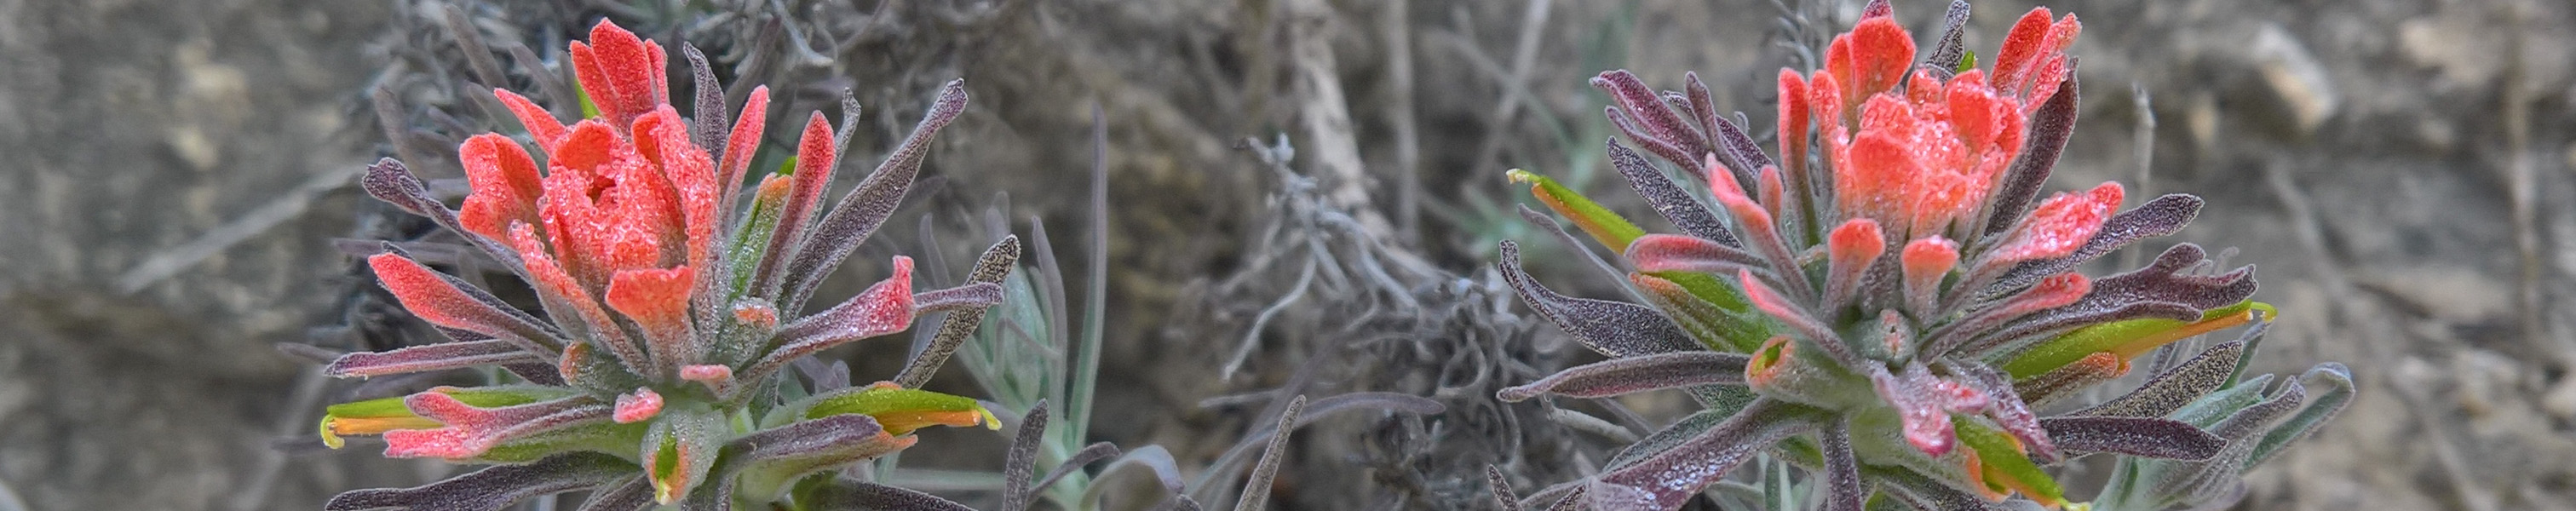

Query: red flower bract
[{"left": 329, "top": 16, "right": 1000, "bottom": 508}]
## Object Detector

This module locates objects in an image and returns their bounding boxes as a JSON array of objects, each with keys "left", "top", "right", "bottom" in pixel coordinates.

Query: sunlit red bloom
[
  {"left": 1504, "top": 3, "right": 2343, "bottom": 510},
  {"left": 1797, "top": 9, "right": 2082, "bottom": 241},
  {"left": 329, "top": 18, "right": 1000, "bottom": 508}
]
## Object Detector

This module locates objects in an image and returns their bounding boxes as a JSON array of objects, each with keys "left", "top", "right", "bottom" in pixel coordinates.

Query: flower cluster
[
  {"left": 317, "top": 20, "right": 1010, "bottom": 510},
  {"left": 1494, "top": 2, "right": 2351, "bottom": 510}
]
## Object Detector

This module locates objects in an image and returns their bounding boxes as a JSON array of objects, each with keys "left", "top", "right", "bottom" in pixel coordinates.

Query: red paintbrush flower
[
  {"left": 1498, "top": 2, "right": 2353, "bottom": 510},
  {"left": 323, "top": 19, "right": 1014, "bottom": 510}
]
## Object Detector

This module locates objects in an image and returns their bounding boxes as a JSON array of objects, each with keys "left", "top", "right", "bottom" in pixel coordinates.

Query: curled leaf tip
[{"left": 614, "top": 388, "right": 664, "bottom": 423}]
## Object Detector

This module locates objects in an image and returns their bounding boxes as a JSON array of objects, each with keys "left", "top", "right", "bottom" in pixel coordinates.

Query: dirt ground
[{"left": 3, "top": 0, "right": 2574, "bottom": 509}]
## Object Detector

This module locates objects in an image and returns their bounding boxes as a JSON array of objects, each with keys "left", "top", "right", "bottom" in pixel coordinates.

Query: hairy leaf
[
  {"left": 2013, "top": 352, "right": 2125, "bottom": 409},
  {"left": 325, "top": 452, "right": 632, "bottom": 511},
  {"left": 1967, "top": 300, "right": 2200, "bottom": 362},
  {"left": 367, "top": 253, "right": 562, "bottom": 354},
  {"left": 571, "top": 476, "right": 653, "bottom": 511},
  {"left": 1232, "top": 395, "right": 1306, "bottom": 511},
  {"left": 1820, "top": 419, "right": 1865, "bottom": 511},
  {"left": 1498, "top": 241, "right": 1699, "bottom": 357},
  {"left": 895, "top": 235, "right": 1021, "bottom": 388},
  {"left": 804, "top": 481, "right": 979, "bottom": 511},
  {"left": 326, "top": 339, "right": 549, "bottom": 378},
  {"left": 1595, "top": 71, "right": 1711, "bottom": 176},
  {"left": 1682, "top": 72, "right": 1780, "bottom": 195},
  {"left": 2041, "top": 416, "right": 2223, "bottom": 460},
  {"left": 382, "top": 393, "right": 607, "bottom": 460},
  {"left": 642, "top": 407, "right": 726, "bottom": 504},
  {"left": 1922, "top": 0, "right": 1975, "bottom": 75},
  {"left": 1606, "top": 408, "right": 1728, "bottom": 471},
  {"left": 1589, "top": 399, "right": 1821, "bottom": 510},
  {"left": 2074, "top": 340, "right": 2249, "bottom": 418},
  {"left": 1979, "top": 70, "right": 2079, "bottom": 236},
  {"left": 780, "top": 79, "right": 971, "bottom": 313},
  {"left": 1992, "top": 194, "right": 2204, "bottom": 293},
  {"left": 1626, "top": 234, "right": 1766, "bottom": 275},
  {"left": 680, "top": 44, "right": 727, "bottom": 169},
  {"left": 1498, "top": 351, "right": 1750, "bottom": 401},
  {"left": 359, "top": 158, "right": 526, "bottom": 273},
  {"left": 1002, "top": 401, "right": 1049, "bottom": 511},
  {"left": 726, "top": 414, "right": 910, "bottom": 502},
  {"left": 2061, "top": 244, "right": 2256, "bottom": 313},
  {"left": 743, "top": 258, "right": 917, "bottom": 386},
  {"left": 1607, "top": 140, "right": 1737, "bottom": 246}
]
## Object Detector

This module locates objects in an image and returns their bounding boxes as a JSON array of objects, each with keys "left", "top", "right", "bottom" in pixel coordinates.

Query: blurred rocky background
[{"left": 3, "top": 0, "right": 2573, "bottom": 509}]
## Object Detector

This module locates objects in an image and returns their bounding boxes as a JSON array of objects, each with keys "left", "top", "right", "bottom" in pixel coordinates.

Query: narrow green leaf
[
  {"left": 2003, "top": 301, "right": 2269, "bottom": 378},
  {"left": 1649, "top": 271, "right": 1753, "bottom": 313},
  {"left": 1953, "top": 416, "right": 2063, "bottom": 506},
  {"left": 573, "top": 76, "right": 601, "bottom": 119},
  {"left": 318, "top": 386, "right": 578, "bottom": 449},
  {"left": 1509, "top": 169, "right": 1645, "bottom": 254},
  {"left": 799, "top": 385, "right": 1000, "bottom": 434},
  {"left": 727, "top": 170, "right": 795, "bottom": 299}
]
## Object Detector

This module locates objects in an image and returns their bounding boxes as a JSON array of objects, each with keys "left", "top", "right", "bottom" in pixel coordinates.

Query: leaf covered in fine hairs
[
  {"left": 1498, "top": 241, "right": 1699, "bottom": 357},
  {"left": 744, "top": 257, "right": 918, "bottom": 386},
  {"left": 326, "top": 339, "right": 549, "bottom": 377},
  {"left": 2076, "top": 340, "right": 2248, "bottom": 418},
  {"left": 1233, "top": 395, "right": 1306, "bottom": 511},
  {"left": 1498, "top": 351, "right": 1749, "bottom": 401},
  {"left": 1594, "top": 71, "right": 1711, "bottom": 176},
  {"left": 1981, "top": 71, "right": 2080, "bottom": 236},
  {"left": 803, "top": 481, "right": 979, "bottom": 511},
  {"left": 572, "top": 476, "right": 653, "bottom": 511},
  {"left": 1487, "top": 465, "right": 1527, "bottom": 511},
  {"left": 1605, "top": 409, "right": 1728, "bottom": 471},
  {"left": 1992, "top": 193, "right": 2205, "bottom": 293},
  {"left": 2058, "top": 244, "right": 2256, "bottom": 313},
  {"left": 325, "top": 452, "right": 633, "bottom": 511},
  {"left": 2040, "top": 416, "right": 2224, "bottom": 460},
  {"left": 896, "top": 236, "right": 1022, "bottom": 388},
  {"left": 1682, "top": 72, "right": 1780, "bottom": 187},
  {"left": 365, "top": 251, "right": 556, "bottom": 356},
  {"left": 1589, "top": 399, "right": 1820, "bottom": 511},
  {"left": 1820, "top": 419, "right": 1866, "bottom": 511},
  {"left": 1922, "top": 0, "right": 1975, "bottom": 74},
  {"left": 681, "top": 44, "right": 727, "bottom": 162},
  {"left": 1025, "top": 442, "right": 1123, "bottom": 509},
  {"left": 1626, "top": 233, "right": 1765, "bottom": 274},
  {"left": 1607, "top": 140, "right": 1737, "bottom": 246},
  {"left": 381, "top": 393, "right": 607, "bottom": 460},
  {"left": 1002, "top": 401, "right": 1049, "bottom": 511},
  {"left": 912, "top": 282, "right": 1006, "bottom": 315},
  {"left": 781, "top": 79, "right": 971, "bottom": 313},
  {"left": 359, "top": 158, "right": 526, "bottom": 272},
  {"left": 723, "top": 414, "right": 909, "bottom": 502},
  {"left": 2015, "top": 352, "right": 2127, "bottom": 408},
  {"left": 1542, "top": 486, "right": 1590, "bottom": 511}
]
